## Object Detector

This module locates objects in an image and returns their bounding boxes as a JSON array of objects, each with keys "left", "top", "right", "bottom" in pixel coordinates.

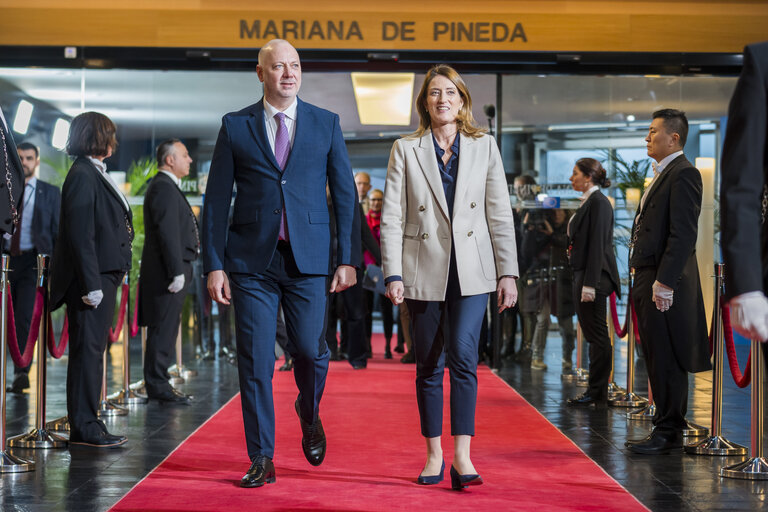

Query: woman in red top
[{"left": 365, "top": 189, "right": 396, "bottom": 357}]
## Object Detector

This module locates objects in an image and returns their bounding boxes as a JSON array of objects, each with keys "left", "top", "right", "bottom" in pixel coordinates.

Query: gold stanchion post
[
  {"left": 108, "top": 274, "right": 146, "bottom": 405},
  {"left": 607, "top": 306, "right": 626, "bottom": 399}
]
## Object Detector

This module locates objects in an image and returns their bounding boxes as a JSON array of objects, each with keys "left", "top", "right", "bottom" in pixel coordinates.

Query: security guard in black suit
[
  {"left": 139, "top": 139, "right": 199, "bottom": 403},
  {"left": 0, "top": 107, "right": 24, "bottom": 236},
  {"left": 5, "top": 142, "right": 60, "bottom": 393}
]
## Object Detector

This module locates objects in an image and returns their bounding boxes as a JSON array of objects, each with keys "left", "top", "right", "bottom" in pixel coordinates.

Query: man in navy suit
[
  {"left": 203, "top": 39, "right": 358, "bottom": 488},
  {"left": 6, "top": 142, "right": 60, "bottom": 393}
]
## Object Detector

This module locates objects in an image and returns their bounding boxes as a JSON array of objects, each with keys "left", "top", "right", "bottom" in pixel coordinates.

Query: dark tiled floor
[{"left": 2, "top": 321, "right": 767, "bottom": 511}]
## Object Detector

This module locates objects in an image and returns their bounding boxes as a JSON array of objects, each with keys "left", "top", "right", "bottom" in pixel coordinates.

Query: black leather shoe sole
[
  {"left": 70, "top": 437, "right": 127, "bottom": 448},
  {"left": 240, "top": 458, "right": 276, "bottom": 488},
  {"left": 294, "top": 398, "right": 326, "bottom": 466}
]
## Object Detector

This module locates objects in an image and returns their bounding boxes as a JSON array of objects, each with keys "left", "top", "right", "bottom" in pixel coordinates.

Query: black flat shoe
[
  {"left": 6, "top": 373, "right": 30, "bottom": 394},
  {"left": 240, "top": 455, "right": 276, "bottom": 488},
  {"left": 566, "top": 393, "right": 606, "bottom": 407},
  {"left": 626, "top": 431, "right": 682, "bottom": 455},
  {"left": 148, "top": 389, "right": 192, "bottom": 404},
  {"left": 294, "top": 398, "right": 326, "bottom": 466},
  {"left": 393, "top": 344, "right": 405, "bottom": 354},
  {"left": 70, "top": 430, "right": 127, "bottom": 448},
  {"left": 450, "top": 465, "right": 483, "bottom": 490},
  {"left": 417, "top": 460, "right": 445, "bottom": 485}
]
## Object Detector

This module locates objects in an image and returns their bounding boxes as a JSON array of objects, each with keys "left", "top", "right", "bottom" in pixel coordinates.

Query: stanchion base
[
  {"left": 683, "top": 421, "right": 709, "bottom": 438},
  {"left": 0, "top": 451, "right": 35, "bottom": 473},
  {"left": 684, "top": 435, "right": 748, "bottom": 456},
  {"left": 108, "top": 388, "right": 148, "bottom": 405},
  {"left": 45, "top": 416, "right": 70, "bottom": 433},
  {"left": 608, "top": 382, "right": 626, "bottom": 398},
  {"left": 721, "top": 457, "right": 768, "bottom": 480},
  {"left": 129, "top": 379, "right": 146, "bottom": 395},
  {"left": 168, "top": 375, "right": 185, "bottom": 385},
  {"left": 97, "top": 400, "right": 129, "bottom": 417},
  {"left": 627, "top": 403, "right": 656, "bottom": 421},
  {"left": 608, "top": 392, "right": 648, "bottom": 408},
  {"left": 560, "top": 370, "right": 576, "bottom": 381},
  {"left": 179, "top": 366, "right": 198, "bottom": 379},
  {"left": 7, "top": 428, "right": 68, "bottom": 449}
]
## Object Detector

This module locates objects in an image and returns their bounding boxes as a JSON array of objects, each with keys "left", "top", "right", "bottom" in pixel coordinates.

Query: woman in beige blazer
[{"left": 381, "top": 65, "right": 518, "bottom": 490}]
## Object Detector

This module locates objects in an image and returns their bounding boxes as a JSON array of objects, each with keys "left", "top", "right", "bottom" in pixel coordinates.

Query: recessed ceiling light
[
  {"left": 13, "top": 100, "right": 33, "bottom": 135},
  {"left": 52, "top": 118, "right": 70, "bottom": 150}
]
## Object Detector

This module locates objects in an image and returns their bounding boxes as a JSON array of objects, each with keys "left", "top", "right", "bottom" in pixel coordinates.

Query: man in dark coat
[
  {"left": 0, "top": 107, "right": 25, "bottom": 235},
  {"left": 721, "top": 41, "right": 768, "bottom": 369},
  {"left": 626, "top": 109, "right": 711, "bottom": 455},
  {"left": 5, "top": 142, "right": 60, "bottom": 393},
  {"left": 139, "top": 139, "right": 199, "bottom": 403}
]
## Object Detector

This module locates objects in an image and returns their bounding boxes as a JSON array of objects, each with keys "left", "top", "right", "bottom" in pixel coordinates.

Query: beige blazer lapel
[
  {"left": 453, "top": 134, "right": 478, "bottom": 220},
  {"left": 413, "top": 131, "right": 450, "bottom": 222}
]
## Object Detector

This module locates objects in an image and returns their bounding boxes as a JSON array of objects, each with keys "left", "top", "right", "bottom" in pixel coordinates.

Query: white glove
[
  {"left": 581, "top": 286, "right": 596, "bottom": 302},
  {"left": 82, "top": 289, "right": 103, "bottom": 307},
  {"left": 652, "top": 280, "right": 673, "bottom": 312},
  {"left": 729, "top": 291, "right": 768, "bottom": 342},
  {"left": 168, "top": 274, "right": 185, "bottom": 293}
]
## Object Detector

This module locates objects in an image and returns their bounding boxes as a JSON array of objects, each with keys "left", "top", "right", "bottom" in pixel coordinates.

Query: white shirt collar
[
  {"left": 655, "top": 150, "right": 684, "bottom": 174},
  {"left": 159, "top": 169, "right": 181, "bottom": 188},
  {"left": 263, "top": 98, "right": 298, "bottom": 121},
  {"left": 86, "top": 156, "right": 107, "bottom": 174},
  {"left": 581, "top": 185, "right": 599, "bottom": 201},
  {"left": 0, "top": 107, "right": 8, "bottom": 132}
]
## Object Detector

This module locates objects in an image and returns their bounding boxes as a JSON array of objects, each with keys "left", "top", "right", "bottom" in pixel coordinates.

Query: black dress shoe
[
  {"left": 149, "top": 389, "right": 192, "bottom": 404},
  {"left": 626, "top": 431, "right": 682, "bottom": 454},
  {"left": 394, "top": 344, "right": 405, "bottom": 354},
  {"left": 278, "top": 359, "right": 294, "bottom": 372},
  {"left": 350, "top": 362, "right": 366, "bottom": 369},
  {"left": 400, "top": 352, "right": 415, "bottom": 364},
  {"left": 70, "top": 430, "right": 127, "bottom": 448},
  {"left": 6, "top": 373, "right": 29, "bottom": 394},
  {"left": 567, "top": 393, "right": 606, "bottom": 406},
  {"left": 240, "top": 455, "right": 276, "bottom": 488},
  {"left": 294, "top": 398, "right": 326, "bottom": 466}
]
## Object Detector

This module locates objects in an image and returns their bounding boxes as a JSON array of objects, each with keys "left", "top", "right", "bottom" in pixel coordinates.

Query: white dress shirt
[
  {"left": 263, "top": 98, "right": 298, "bottom": 155},
  {"left": 87, "top": 156, "right": 130, "bottom": 212},
  {"left": 159, "top": 169, "right": 181, "bottom": 188},
  {"left": 19, "top": 177, "right": 36, "bottom": 251}
]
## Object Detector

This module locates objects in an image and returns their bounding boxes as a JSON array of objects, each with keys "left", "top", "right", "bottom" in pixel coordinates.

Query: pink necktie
[{"left": 275, "top": 112, "right": 290, "bottom": 241}]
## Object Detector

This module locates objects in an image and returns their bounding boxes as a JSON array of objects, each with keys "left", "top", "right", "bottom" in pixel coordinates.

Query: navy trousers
[
  {"left": 406, "top": 259, "right": 488, "bottom": 438},
  {"left": 229, "top": 243, "right": 330, "bottom": 460}
]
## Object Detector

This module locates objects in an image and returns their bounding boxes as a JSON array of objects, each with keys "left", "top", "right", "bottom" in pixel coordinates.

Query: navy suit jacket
[
  {"left": 31, "top": 180, "right": 60, "bottom": 255},
  {"left": 203, "top": 98, "right": 357, "bottom": 276}
]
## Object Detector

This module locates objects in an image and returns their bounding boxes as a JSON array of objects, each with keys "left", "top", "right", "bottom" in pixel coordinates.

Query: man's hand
[
  {"left": 168, "top": 274, "right": 185, "bottom": 293},
  {"left": 330, "top": 265, "right": 356, "bottom": 293},
  {"left": 652, "top": 280, "right": 673, "bottom": 312},
  {"left": 81, "top": 290, "right": 103, "bottom": 308},
  {"left": 581, "top": 286, "right": 596, "bottom": 303},
  {"left": 497, "top": 276, "right": 517, "bottom": 313},
  {"left": 386, "top": 280, "right": 404, "bottom": 305},
  {"left": 730, "top": 291, "right": 768, "bottom": 342},
  {"left": 207, "top": 270, "right": 231, "bottom": 305}
]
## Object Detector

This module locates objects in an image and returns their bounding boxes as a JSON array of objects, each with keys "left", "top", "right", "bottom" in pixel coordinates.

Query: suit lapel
[
  {"left": 453, "top": 134, "right": 477, "bottom": 219},
  {"left": 638, "top": 155, "right": 686, "bottom": 217},
  {"left": 570, "top": 193, "right": 593, "bottom": 235},
  {"left": 413, "top": 131, "right": 450, "bottom": 222},
  {"left": 246, "top": 100, "right": 282, "bottom": 173},
  {"left": 282, "top": 98, "right": 307, "bottom": 177},
  {"left": 82, "top": 158, "right": 130, "bottom": 215}
]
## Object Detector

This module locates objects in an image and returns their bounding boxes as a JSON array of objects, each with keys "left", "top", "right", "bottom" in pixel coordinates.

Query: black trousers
[
  {"left": 365, "top": 290, "right": 394, "bottom": 345},
  {"left": 143, "top": 266, "right": 191, "bottom": 397},
  {"left": 573, "top": 270, "right": 613, "bottom": 401},
  {"left": 65, "top": 271, "right": 121, "bottom": 438},
  {"left": 9, "top": 251, "right": 37, "bottom": 375},
  {"left": 340, "top": 268, "right": 368, "bottom": 367},
  {"left": 633, "top": 267, "right": 689, "bottom": 435}
]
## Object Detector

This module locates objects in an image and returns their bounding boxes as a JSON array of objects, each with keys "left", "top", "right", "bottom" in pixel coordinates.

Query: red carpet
[{"left": 111, "top": 335, "right": 648, "bottom": 511}]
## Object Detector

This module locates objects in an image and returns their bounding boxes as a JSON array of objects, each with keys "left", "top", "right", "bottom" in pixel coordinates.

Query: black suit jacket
[
  {"left": 568, "top": 190, "right": 620, "bottom": 297},
  {"left": 722, "top": 41, "right": 768, "bottom": 300},
  {"left": 139, "top": 172, "right": 199, "bottom": 325},
  {"left": 629, "top": 154, "right": 709, "bottom": 372},
  {"left": 31, "top": 180, "right": 60, "bottom": 255},
  {"left": 50, "top": 157, "right": 134, "bottom": 309},
  {"left": 0, "top": 111, "right": 25, "bottom": 235}
]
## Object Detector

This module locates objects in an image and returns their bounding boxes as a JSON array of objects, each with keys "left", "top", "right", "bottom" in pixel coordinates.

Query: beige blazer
[{"left": 380, "top": 130, "right": 519, "bottom": 302}]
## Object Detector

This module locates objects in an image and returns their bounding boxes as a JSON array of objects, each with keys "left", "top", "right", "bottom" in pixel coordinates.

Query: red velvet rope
[
  {"left": 721, "top": 302, "right": 751, "bottom": 388},
  {"left": 610, "top": 292, "right": 628, "bottom": 338},
  {"left": 47, "top": 312, "right": 69, "bottom": 359},
  {"left": 108, "top": 283, "right": 130, "bottom": 343},
  {"left": 630, "top": 297, "right": 641, "bottom": 346},
  {"left": 5, "top": 284, "right": 43, "bottom": 368},
  {"left": 130, "top": 280, "right": 140, "bottom": 337}
]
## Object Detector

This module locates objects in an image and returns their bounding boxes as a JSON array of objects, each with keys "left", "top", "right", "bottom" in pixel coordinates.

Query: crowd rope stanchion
[
  {"left": 44, "top": 302, "right": 70, "bottom": 434},
  {"left": 607, "top": 304, "right": 626, "bottom": 399},
  {"left": 168, "top": 317, "right": 197, "bottom": 382},
  {"left": 108, "top": 274, "right": 147, "bottom": 405},
  {"left": 98, "top": 350, "right": 127, "bottom": 418},
  {"left": 7, "top": 255, "right": 66, "bottom": 449},
  {"left": 627, "top": 378, "right": 656, "bottom": 421},
  {"left": 0, "top": 254, "right": 34, "bottom": 473},
  {"left": 562, "top": 323, "right": 589, "bottom": 385},
  {"left": 721, "top": 336, "right": 768, "bottom": 479},
  {"left": 130, "top": 326, "right": 147, "bottom": 395},
  {"left": 609, "top": 269, "right": 648, "bottom": 408}
]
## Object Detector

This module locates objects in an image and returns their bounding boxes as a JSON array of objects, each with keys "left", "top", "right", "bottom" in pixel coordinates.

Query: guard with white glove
[
  {"left": 729, "top": 291, "right": 768, "bottom": 342},
  {"left": 581, "top": 286, "right": 595, "bottom": 302},
  {"left": 167, "top": 274, "right": 185, "bottom": 294},
  {"left": 81, "top": 290, "right": 104, "bottom": 308},
  {"left": 652, "top": 280, "right": 673, "bottom": 312}
]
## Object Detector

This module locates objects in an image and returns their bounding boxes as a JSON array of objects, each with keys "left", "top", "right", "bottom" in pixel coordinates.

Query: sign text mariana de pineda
[{"left": 239, "top": 19, "right": 528, "bottom": 43}]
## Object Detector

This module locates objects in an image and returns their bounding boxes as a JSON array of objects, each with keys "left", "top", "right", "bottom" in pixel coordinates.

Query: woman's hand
[
  {"left": 497, "top": 276, "right": 518, "bottom": 313},
  {"left": 386, "top": 280, "right": 405, "bottom": 305}
]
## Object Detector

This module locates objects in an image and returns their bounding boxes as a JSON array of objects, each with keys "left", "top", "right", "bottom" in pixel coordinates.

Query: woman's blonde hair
[{"left": 412, "top": 64, "right": 486, "bottom": 139}]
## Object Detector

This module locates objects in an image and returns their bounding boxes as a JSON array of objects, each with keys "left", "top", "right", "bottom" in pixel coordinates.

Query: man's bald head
[{"left": 257, "top": 39, "right": 301, "bottom": 109}]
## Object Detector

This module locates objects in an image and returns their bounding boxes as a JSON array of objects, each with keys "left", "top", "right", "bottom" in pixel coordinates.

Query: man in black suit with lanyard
[
  {"left": 0, "top": 107, "right": 25, "bottom": 239},
  {"left": 721, "top": 41, "right": 768, "bottom": 364},
  {"left": 626, "top": 109, "right": 711, "bottom": 454},
  {"left": 139, "top": 139, "right": 199, "bottom": 403},
  {"left": 5, "top": 142, "right": 60, "bottom": 394}
]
